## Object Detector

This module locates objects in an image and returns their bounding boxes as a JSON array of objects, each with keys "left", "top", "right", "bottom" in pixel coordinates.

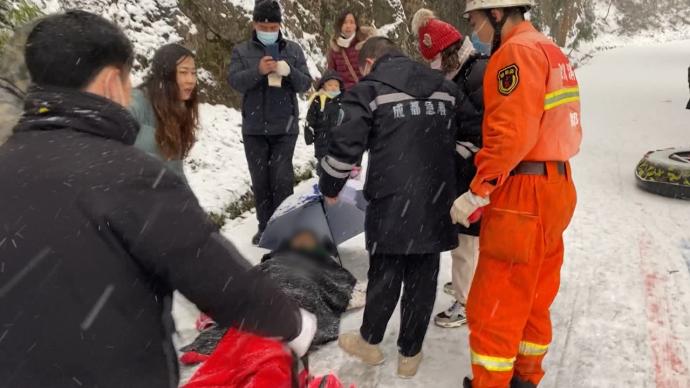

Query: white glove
[
  {"left": 276, "top": 60, "right": 291, "bottom": 77},
  {"left": 287, "top": 308, "right": 317, "bottom": 357},
  {"left": 450, "top": 191, "right": 490, "bottom": 227}
]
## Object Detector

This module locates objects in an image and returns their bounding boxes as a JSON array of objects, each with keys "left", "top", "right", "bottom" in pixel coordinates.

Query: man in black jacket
[
  {"left": 228, "top": 0, "right": 313, "bottom": 245},
  {"left": 319, "top": 37, "right": 460, "bottom": 378},
  {"left": 0, "top": 11, "right": 315, "bottom": 388}
]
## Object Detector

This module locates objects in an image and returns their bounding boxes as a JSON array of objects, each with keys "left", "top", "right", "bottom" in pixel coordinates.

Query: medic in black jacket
[
  {"left": 319, "top": 42, "right": 460, "bottom": 255},
  {"left": 318, "top": 37, "right": 461, "bottom": 375}
]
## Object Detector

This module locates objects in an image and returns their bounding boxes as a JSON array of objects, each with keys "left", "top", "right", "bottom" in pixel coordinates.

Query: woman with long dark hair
[
  {"left": 326, "top": 10, "right": 375, "bottom": 91},
  {"left": 129, "top": 43, "right": 199, "bottom": 181}
]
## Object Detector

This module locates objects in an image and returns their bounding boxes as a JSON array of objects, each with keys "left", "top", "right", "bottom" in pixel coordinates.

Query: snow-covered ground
[{"left": 175, "top": 40, "right": 690, "bottom": 387}]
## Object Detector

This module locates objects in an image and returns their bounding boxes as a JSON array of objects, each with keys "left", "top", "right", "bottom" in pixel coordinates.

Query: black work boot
[
  {"left": 463, "top": 377, "right": 473, "bottom": 388},
  {"left": 510, "top": 376, "right": 537, "bottom": 388}
]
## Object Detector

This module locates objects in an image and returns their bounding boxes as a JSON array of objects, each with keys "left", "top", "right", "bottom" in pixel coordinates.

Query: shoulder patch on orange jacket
[{"left": 497, "top": 64, "right": 520, "bottom": 96}]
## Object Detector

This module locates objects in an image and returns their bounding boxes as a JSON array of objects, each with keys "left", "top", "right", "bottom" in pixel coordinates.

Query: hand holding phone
[{"left": 258, "top": 56, "right": 277, "bottom": 75}]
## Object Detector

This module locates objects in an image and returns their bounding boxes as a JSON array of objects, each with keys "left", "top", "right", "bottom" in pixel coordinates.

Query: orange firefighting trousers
[{"left": 466, "top": 162, "right": 577, "bottom": 387}]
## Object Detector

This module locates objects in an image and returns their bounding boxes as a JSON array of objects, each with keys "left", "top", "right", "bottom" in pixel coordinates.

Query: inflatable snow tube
[{"left": 635, "top": 148, "right": 690, "bottom": 200}]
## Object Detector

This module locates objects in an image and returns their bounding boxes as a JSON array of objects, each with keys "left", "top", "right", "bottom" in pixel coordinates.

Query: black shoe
[
  {"left": 511, "top": 376, "right": 537, "bottom": 388},
  {"left": 251, "top": 230, "right": 263, "bottom": 246},
  {"left": 463, "top": 377, "right": 472, "bottom": 388}
]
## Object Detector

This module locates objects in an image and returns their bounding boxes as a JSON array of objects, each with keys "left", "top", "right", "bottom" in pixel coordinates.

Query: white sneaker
[{"left": 434, "top": 301, "right": 467, "bottom": 328}]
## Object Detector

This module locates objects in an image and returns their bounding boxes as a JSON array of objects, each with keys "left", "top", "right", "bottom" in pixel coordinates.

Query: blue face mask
[
  {"left": 256, "top": 30, "right": 279, "bottom": 46},
  {"left": 471, "top": 32, "right": 492, "bottom": 56},
  {"left": 326, "top": 90, "right": 342, "bottom": 99}
]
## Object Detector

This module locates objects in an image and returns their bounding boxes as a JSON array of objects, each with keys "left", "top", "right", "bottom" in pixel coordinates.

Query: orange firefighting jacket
[{"left": 470, "top": 21, "right": 582, "bottom": 198}]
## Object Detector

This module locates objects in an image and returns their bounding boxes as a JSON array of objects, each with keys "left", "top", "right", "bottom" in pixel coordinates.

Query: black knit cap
[{"left": 253, "top": 0, "right": 282, "bottom": 23}]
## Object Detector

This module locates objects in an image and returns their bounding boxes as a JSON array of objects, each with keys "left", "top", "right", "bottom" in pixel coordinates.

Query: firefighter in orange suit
[{"left": 451, "top": 1, "right": 582, "bottom": 387}]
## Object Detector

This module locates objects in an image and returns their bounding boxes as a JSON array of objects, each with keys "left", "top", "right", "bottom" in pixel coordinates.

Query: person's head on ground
[
  {"left": 463, "top": 0, "right": 533, "bottom": 53},
  {"left": 289, "top": 230, "right": 319, "bottom": 251},
  {"left": 357, "top": 37, "right": 402, "bottom": 76},
  {"left": 142, "top": 43, "right": 199, "bottom": 160},
  {"left": 25, "top": 10, "right": 134, "bottom": 107},
  {"left": 334, "top": 10, "right": 359, "bottom": 41},
  {"left": 253, "top": 0, "right": 282, "bottom": 46},
  {"left": 411, "top": 9, "right": 463, "bottom": 74}
]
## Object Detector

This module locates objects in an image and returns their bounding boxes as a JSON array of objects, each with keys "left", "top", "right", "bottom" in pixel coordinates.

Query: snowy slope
[{"left": 174, "top": 40, "right": 690, "bottom": 387}]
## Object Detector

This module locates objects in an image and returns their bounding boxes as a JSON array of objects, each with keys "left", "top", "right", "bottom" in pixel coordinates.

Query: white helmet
[{"left": 464, "top": 0, "right": 535, "bottom": 14}]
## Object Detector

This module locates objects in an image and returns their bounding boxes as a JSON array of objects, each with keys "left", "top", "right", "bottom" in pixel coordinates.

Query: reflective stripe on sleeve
[
  {"left": 324, "top": 155, "right": 355, "bottom": 171},
  {"left": 470, "top": 351, "right": 515, "bottom": 372},
  {"left": 321, "top": 156, "right": 352, "bottom": 179},
  {"left": 544, "top": 87, "right": 580, "bottom": 110},
  {"left": 430, "top": 91, "right": 457, "bottom": 106},
  {"left": 518, "top": 341, "right": 549, "bottom": 356}
]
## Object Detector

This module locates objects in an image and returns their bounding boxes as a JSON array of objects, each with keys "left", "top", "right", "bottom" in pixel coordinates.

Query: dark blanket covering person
[{"left": 181, "top": 234, "right": 357, "bottom": 358}]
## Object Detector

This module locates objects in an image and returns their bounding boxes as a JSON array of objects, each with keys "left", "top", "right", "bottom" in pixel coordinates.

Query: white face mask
[{"left": 430, "top": 55, "right": 443, "bottom": 70}]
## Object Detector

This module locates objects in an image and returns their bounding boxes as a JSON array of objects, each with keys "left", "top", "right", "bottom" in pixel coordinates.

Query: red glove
[{"left": 468, "top": 207, "right": 484, "bottom": 224}]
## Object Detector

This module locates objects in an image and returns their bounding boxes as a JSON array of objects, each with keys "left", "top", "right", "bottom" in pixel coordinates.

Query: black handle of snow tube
[{"left": 320, "top": 197, "right": 343, "bottom": 267}]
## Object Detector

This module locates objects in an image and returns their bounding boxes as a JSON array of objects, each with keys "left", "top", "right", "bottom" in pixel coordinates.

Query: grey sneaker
[
  {"left": 434, "top": 301, "right": 467, "bottom": 328},
  {"left": 443, "top": 282, "right": 456, "bottom": 297}
]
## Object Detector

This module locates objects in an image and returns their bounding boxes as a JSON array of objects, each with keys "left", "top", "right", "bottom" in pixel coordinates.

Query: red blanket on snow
[{"left": 183, "top": 328, "right": 349, "bottom": 388}]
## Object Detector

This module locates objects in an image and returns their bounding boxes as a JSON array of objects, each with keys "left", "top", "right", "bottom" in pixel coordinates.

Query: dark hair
[
  {"left": 334, "top": 10, "right": 359, "bottom": 37},
  {"left": 441, "top": 40, "right": 462, "bottom": 74},
  {"left": 357, "top": 37, "right": 400, "bottom": 68},
  {"left": 142, "top": 44, "right": 199, "bottom": 160},
  {"left": 25, "top": 10, "right": 133, "bottom": 89}
]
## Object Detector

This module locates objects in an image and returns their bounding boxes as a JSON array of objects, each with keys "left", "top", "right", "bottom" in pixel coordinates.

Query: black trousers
[
  {"left": 360, "top": 253, "right": 440, "bottom": 357},
  {"left": 243, "top": 134, "right": 298, "bottom": 231}
]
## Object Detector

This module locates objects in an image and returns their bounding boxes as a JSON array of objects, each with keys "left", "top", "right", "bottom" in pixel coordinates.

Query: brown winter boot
[
  {"left": 397, "top": 352, "right": 423, "bottom": 378},
  {"left": 338, "top": 331, "right": 385, "bottom": 366}
]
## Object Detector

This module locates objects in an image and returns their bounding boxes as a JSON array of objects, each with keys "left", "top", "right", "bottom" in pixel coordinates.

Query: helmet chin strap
[{"left": 486, "top": 9, "right": 507, "bottom": 55}]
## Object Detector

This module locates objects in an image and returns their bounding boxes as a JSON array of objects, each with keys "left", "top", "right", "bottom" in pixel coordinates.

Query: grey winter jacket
[{"left": 228, "top": 32, "right": 312, "bottom": 136}]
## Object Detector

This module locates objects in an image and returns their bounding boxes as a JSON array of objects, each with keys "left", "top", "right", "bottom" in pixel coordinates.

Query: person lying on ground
[
  {"left": 181, "top": 230, "right": 358, "bottom": 362},
  {"left": 0, "top": 11, "right": 315, "bottom": 388}
]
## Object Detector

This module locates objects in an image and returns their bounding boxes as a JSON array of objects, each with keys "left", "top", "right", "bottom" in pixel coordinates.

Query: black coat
[
  {"left": 453, "top": 53, "right": 488, "bottom": 236},
  {"left": 320, "top": 54, "right": 460, "bottom": 255},
  {"left": 228, "top": 32, "right": 312, "bottom": 136},
  {"left": 305, "top": 94, "right": 343, "bottom": 159},
  {"left": 0, "top": 87, "right": 301, "bottom": 388}
]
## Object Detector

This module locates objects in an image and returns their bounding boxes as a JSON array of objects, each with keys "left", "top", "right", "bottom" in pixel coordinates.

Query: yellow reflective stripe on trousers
[
  {"left": 470, "top": 351, "right": 515, "bottom": 372},
  {"left": 518, "top": 341, "right": 549, "bottom": 356},
  {"left": 544, "top": 87, "right": 580, "bottom": 110}
]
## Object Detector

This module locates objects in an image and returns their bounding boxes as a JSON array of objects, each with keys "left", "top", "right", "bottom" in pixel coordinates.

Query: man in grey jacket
[{"left": 228, "top": 0, "right": 313, "bottom": 244}]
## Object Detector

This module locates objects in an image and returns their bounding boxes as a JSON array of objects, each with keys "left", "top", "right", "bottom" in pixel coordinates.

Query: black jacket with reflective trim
[{"left": 320, "top": 54, "right": 461, "bottom": 254}]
